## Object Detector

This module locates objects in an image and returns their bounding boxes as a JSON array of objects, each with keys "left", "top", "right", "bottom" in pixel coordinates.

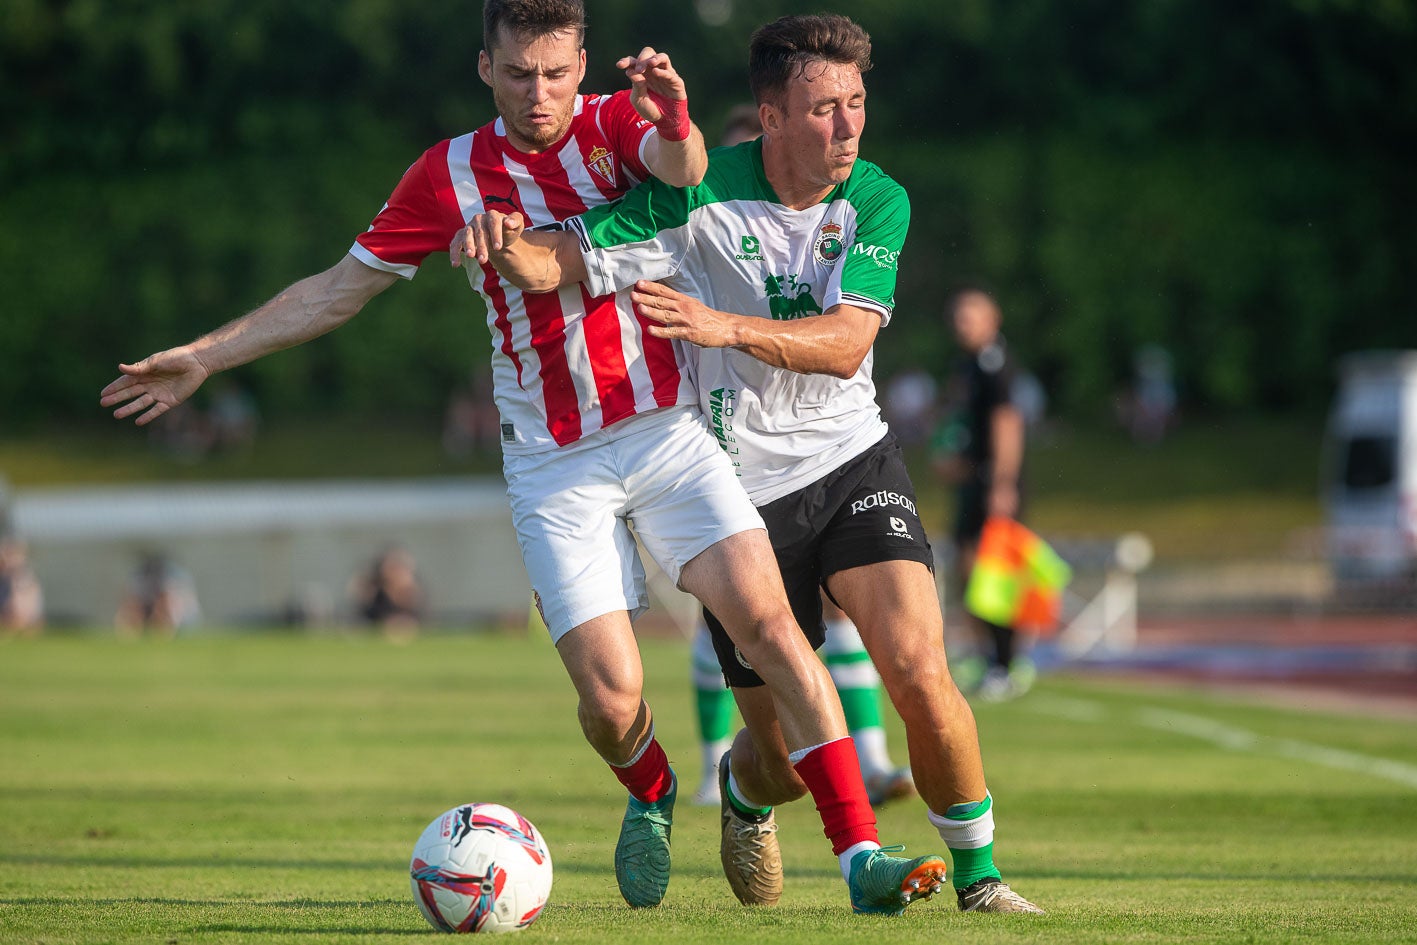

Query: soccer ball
[{"left": 410, "top": 803, "right": 553, "bottom": 934}]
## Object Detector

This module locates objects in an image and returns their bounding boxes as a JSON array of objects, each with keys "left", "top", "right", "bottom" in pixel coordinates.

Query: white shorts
[{"left": 503, "top": 406, "right": 765, "bottom": 644}]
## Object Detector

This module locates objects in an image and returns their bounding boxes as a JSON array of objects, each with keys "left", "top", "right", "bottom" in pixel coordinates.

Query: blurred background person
[
  {"left": 0, "top": 537, "right": 45, "bottom": 636},
  {"left": 146, "top": 403, "right": 213, "bottom": 464},
  {"left": 349, "top": 544, "right": 424, "bottom": 641},
  {"left": 934, "top": 287, "right": 1033, "bottom": 701},
  {"left": 115, "top": 551, "right": 202, "bottom": 638},
  {"left": 1123, "top": 344, "right": 1178, "bottom": 445},
  {"left": 207, "top": 379, "right": 260, "bottom": 455}
]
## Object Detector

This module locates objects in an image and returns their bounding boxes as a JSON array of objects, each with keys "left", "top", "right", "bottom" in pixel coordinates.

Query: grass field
[{"left": 2, "top": 633, "right": 1413, "bottom": 944}]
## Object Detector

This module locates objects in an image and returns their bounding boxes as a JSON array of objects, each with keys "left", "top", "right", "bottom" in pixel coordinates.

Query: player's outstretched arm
[
  {"left": 618, "top": 46, "right": 706, "bottom": 187},
  {"left": 452, "top": 210, "right": 587, "bottom": 293},
  {"left": 633, "top": 280, "right": 881, "bottom": 378},
  {"left": 100, "top": 255, "right": 398, "bottom": 426}
]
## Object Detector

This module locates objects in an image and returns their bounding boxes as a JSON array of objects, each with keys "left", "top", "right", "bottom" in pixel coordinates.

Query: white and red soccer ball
[{"left": 410, "top": 803, "right": 553, "bottom": 934}]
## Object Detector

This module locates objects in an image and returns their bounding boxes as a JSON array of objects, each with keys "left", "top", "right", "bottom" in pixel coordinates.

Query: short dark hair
[
  {"left": 483, "top": 0, "right": 585, "bottom": 56},
  {"left": 748, "top": 14, "right": 873, "bottom": 106}
]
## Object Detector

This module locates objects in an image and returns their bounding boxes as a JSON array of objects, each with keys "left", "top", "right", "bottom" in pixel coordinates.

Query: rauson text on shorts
[{"left": 850, "top": 490, "right": 917, "bottom": 517}]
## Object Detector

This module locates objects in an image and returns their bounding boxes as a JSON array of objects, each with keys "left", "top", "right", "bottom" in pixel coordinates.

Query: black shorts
[{"left": 704, "top": 433, "right": 934, "bottom": 688}]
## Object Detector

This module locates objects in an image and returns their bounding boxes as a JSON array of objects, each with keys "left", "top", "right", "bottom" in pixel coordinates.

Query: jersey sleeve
[
  {"left": 350, "top": 144, "right": 464, "bottom": 280},
  {"left": 566, "top": 176, "right": 696, "bottom": 298},
  {"left": 829, "top": 177, "right": 910, "bottom": 326},
  {"left": 596, "top": 89, "right": 656, "bottom": 185}
]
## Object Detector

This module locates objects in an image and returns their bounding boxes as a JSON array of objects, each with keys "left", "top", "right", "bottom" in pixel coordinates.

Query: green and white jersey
[{"left": 568, "top": 138, "right": 910, "bottom": 503}]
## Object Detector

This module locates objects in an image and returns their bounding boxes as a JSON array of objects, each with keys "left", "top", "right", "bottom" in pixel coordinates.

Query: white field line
[{"left": 1028, "top": 695, "right": 1417, "bottom": 789}]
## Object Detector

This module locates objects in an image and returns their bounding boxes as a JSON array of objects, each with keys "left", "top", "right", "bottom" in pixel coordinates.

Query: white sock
[
  {"left": 701, "top": 738, "right": 730, "bottom": 785},
  {"left": 839, "top": 840, "right": 881, "bottom": 880},
  {"left": 852, "top": 727, "right": 892, "bottom": 776}
]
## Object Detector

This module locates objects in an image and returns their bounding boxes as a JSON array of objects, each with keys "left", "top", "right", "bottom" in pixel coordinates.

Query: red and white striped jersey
[{"left": 349, "top": 91, "right": 696, "bottom": 453}]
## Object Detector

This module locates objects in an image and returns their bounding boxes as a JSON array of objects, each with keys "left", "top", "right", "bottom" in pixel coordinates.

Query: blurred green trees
[{"left": 2, "top": 0, "right": 1413, "bottom": 424}]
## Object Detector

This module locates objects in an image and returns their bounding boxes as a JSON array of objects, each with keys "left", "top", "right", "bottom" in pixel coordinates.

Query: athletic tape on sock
[{"left": 928, "top": 795, "right": 995, "bottom": 849}]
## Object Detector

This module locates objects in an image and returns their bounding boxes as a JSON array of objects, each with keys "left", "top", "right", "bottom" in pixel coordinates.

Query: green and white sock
[
  {"left": 725, "top": 770, "right": 772, "bottom": 818},
  {"left": 823, "top": 616, "right": 893, "bottom": 775},
  {"left": 692, "top": 623, "right": 735, "bottom": 780},
  {"left": 928, "top": 794, "right": 1002, "bottom": 889}
]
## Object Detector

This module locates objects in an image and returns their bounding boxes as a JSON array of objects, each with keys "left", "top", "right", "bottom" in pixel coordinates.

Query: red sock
[
  {"left": 792, "top": 737, "right": 878, "bottom": 855},
  {"left": 610, "top": 737, "right": 674, "bottom": 804}
]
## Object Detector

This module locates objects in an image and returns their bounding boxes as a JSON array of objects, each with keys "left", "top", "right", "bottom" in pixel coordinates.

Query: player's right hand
[
  {"left": 453, "top": 211, "right": 526, "bottom": 267},
  {"left": 99, "top": 346, "right": 211, "bottom": 426}
]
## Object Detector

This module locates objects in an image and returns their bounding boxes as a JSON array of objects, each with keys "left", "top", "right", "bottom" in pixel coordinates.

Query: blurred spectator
[
  {"left": 883, "top": 366, "right": 937, "bottom": 446},
  {"left": 0, "top": 537, "right": 44, "bottom": 635},
  {"left": 719, "top": 102, "right": 762, "bottom": 146},
  {"left": 349, "top": 545, "right": 424, "bottom": 640},
  {"left": 1123, "top": 344, "right": 1177, "bottom": 444},
  {"left": 147, "top": 402, "right": 213, "bottom": 463},
  {"left": 208, "top": 379, "right": 260, "bottom": 454},
  {"left": 933, "top": 287, "right": 1035, "bottom": 701},
  {"left": 442, "top": 372, "right": 500, "bottom": 458},
  {"left": 282, "top": 582, "right": 336, "bottom": 629},
  {"left": 115, "top": 552, "right": 202, "bottom": 638}
]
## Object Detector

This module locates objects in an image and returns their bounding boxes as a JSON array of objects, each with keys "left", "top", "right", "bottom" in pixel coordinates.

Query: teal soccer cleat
[
  {"left": 614, "top": 773, "right": 677, "bottom": 908},
  {"left": 848, "top": 845, "right": 948, "bottom": 915}
]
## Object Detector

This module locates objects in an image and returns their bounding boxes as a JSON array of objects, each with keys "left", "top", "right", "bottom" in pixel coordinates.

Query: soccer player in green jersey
[{"left": 460, "top": 12, "right": 1044, "bottom": 915}]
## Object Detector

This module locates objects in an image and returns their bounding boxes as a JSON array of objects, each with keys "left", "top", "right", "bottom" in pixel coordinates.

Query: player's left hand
[
  {"left": 452, "top": 211, "right": 526, "bottom": 268},
  {"left": 634, "top": 280, "right": 738, "bottom": 348},
  {"left": 617, "top": 47, "right": 685, "bottom": 124}
]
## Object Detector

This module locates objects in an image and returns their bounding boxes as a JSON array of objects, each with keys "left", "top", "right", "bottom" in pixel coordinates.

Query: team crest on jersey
[
  {"left": 586, "top": 146, "right": 616, "bottom": 187},
  {"left": 813, "top": 221, "right": 845, "bottom": 265}
]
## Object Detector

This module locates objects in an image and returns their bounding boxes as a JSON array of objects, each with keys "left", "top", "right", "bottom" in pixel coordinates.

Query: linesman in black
[{"left": 934, "top": 288, "right": 1029, "bottom": 699}]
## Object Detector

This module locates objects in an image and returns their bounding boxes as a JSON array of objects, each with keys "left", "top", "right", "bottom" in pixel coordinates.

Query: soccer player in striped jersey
[
  {"left": 463, "top": 12, "right": 1045, "bottom": 916},
  {"left": 102, "top": 0, "right": 946, "bottom": 916}
]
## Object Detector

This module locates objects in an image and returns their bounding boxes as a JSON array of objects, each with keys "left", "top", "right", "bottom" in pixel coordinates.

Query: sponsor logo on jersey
[
  {"left": 734, "top": 646, "right": 753, "bottom": 670},
  {"left": 813, "top": 221, "right": 845, "bottom": 266},
  {"left": 708, "top": 387, "right": 741, "bottom": 472},
  {"left": 586, "top": 145, "right": 616, "bottom": 187},
  {"left": 763, "top": 273, "right": 822, "bottom": 320},
  {"left": 851, "top": 242, "right": 901, "bottom": 270},
  {"left": 850, "top": 489, "right": 918, "bottom": 517},
  {"left": 484, "top": 188, "right": 521, "bottom": 214},
  {"left": 501, "top": 422, "right": 517, "bottom": 443},
  {"left": 735, "top": 234, "right": 764, "bottom": 261},
  {"left": 889, "top": 516, "right": 911, "bottom": 538}
]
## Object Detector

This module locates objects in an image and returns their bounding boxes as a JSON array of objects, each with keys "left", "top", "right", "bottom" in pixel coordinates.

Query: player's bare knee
[
  {"left": 725, "top": 610, "right": 799, "bottom": 664},
  {"left": 887, "top": 655, "right": 953, "bottom": 722},
  {"left": 577, "top": 691, "right": 643, "bottom": 744}
]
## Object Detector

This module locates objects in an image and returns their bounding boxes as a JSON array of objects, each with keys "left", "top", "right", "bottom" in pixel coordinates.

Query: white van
[{"left": 1323, "top": 350, "right": 1417, "bottom": 585}]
